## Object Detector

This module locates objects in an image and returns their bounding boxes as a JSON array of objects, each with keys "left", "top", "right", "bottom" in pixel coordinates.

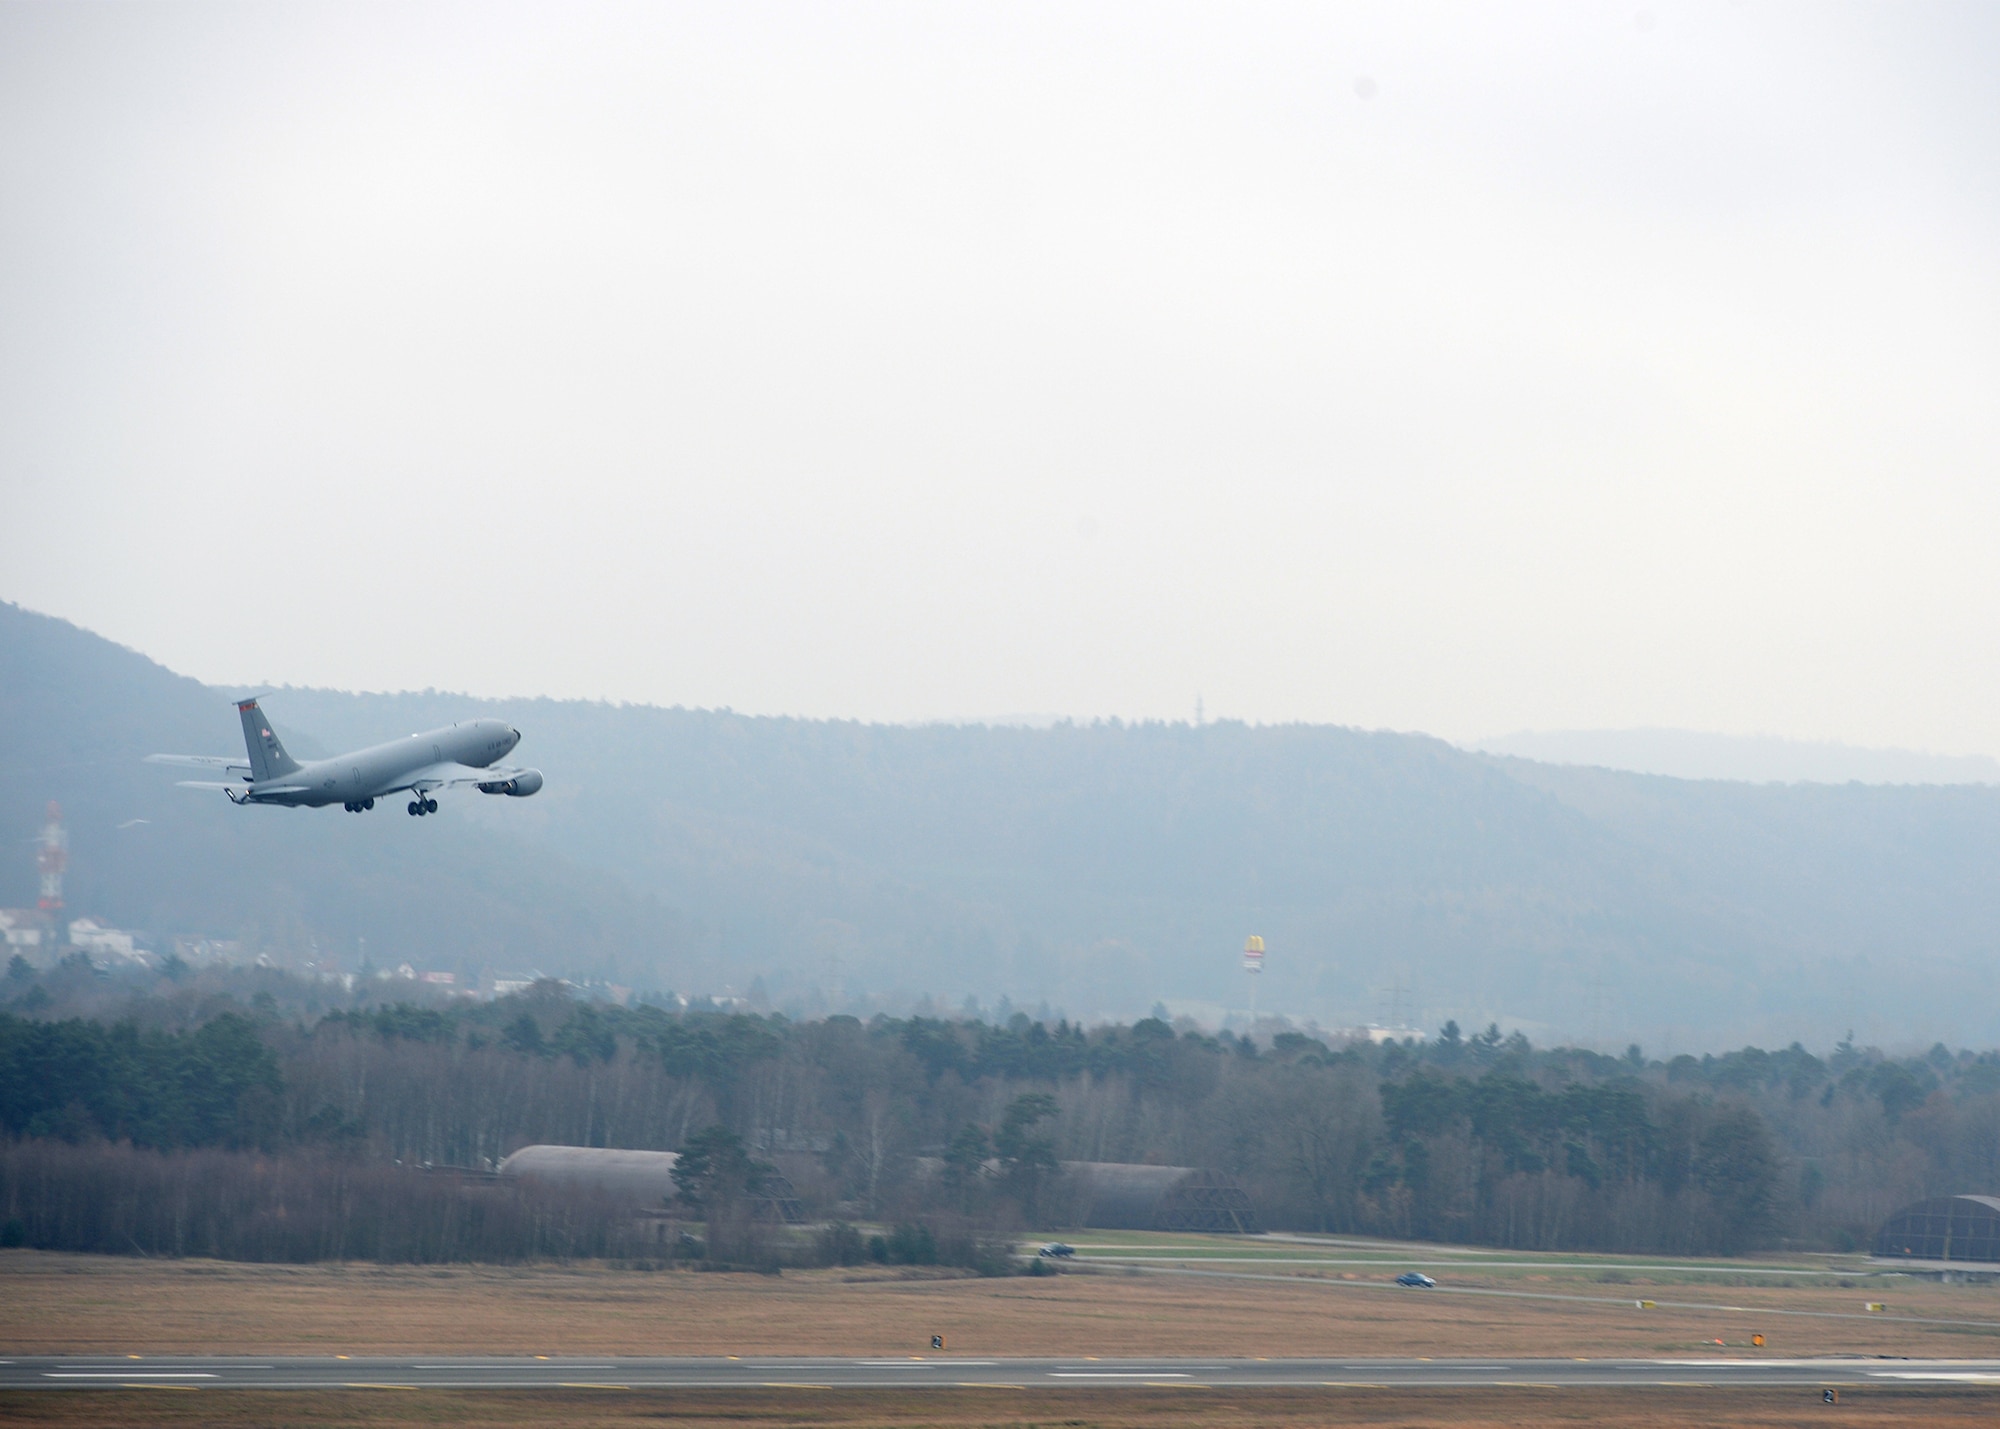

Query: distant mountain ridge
[
  {"left": 7, "top": 602, "right": 2000, "bottom": 1048},
  {"left": 1472, "top": 728, "right": 2000, "bottom": 786}
]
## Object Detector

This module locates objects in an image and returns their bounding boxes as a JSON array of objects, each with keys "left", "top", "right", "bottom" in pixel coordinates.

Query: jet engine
[{"left": 477, "top": 769, "right": 544, "bottom": 797}]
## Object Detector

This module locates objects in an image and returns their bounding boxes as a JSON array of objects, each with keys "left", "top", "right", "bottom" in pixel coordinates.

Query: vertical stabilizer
[{"left": 236, "top": 699, "right": 301, "bottom": 782}]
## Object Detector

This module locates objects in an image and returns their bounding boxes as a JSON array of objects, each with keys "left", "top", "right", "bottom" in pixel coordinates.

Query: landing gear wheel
[
  {"left": 408, "top": 801, "right": 422, "bottom": 816},
  {"left": 424, "top": 797, "right": 438, "bottom": 814},
  {"left": 363, "top": 798, "right": 374, "bottom": 811}
]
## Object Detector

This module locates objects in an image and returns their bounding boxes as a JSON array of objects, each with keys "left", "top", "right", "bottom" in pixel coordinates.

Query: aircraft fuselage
[{"left": 238, "top": 719, "right": 520, "bottom": 807}]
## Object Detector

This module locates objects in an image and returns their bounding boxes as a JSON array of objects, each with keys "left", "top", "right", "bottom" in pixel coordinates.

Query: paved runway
[{"left": 6, "top": 1356, "right": 2000, "bottom": 1390}]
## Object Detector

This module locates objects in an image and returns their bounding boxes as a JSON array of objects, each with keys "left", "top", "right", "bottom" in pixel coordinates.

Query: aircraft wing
[
  {"left": 148, "top": 753, "right": 252, "bottom": 777},
  {"left": 174, "top": 780, "right": 240, "bottom": 791},
  {"left": 405, "top": 762, "right": 531, "bottom": 792}
]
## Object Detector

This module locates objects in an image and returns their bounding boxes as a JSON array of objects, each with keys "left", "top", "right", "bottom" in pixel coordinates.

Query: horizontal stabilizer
[
  {"left": 176, "top": 779, "right": 309, "bottom": 798},
  {"left": 147, "top": 753, "right": 251, "bottom": 775}
]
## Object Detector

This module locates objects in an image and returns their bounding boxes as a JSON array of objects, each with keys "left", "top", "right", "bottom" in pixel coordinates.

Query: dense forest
[{"left": 3, "top": 956, "right": 1995, "bottom": 1265}]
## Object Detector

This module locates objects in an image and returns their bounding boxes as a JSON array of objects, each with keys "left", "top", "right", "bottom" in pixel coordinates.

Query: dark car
[
  {"left": 1038, "top": 1242, "right": 1076, "bottom": 1258},
  {"left": 1393, "top": 1271, "right": 1436, "bottom": 1288}
]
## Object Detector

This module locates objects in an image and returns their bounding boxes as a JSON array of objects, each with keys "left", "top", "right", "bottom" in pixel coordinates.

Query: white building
[
  {"left": 0, "top": 909, "right": 46, "bottom": 949},
  {"left": 1359, "top": 1024, "right": 1428, "bottom": 1045},
  {"left": 66, "top": 918, "right": 146, "bottom": 964},
  {"left": 172, "top": 936, "right": 241, "bottom": 965}
]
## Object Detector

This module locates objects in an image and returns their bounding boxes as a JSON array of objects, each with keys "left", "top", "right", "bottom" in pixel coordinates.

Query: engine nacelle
[{"left": 477, "top": 768, "right": 544, "bottom": 797}]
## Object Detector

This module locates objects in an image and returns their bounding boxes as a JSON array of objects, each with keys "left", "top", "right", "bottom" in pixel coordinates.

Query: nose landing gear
[{"left": 406, "top": 796, "right": 439, "bottom": 816}]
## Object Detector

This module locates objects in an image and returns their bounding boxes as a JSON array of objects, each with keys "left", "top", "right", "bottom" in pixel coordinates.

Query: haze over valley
[
  {"left": 8, "top": 602, "right": 2000, "bottom": 1052},
  {"left": 1471, "top": 730, "right": 2000, "bottom": 787}
]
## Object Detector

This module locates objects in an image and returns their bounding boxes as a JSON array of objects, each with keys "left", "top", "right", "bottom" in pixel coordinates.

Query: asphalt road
[{"left": 6, "top": 1356, "right": 2000, "bottom": 1390}]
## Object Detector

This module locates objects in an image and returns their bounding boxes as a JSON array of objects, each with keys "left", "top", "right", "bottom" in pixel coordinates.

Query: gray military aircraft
[{"left": 148, "top": 697, "right": 543, "bottom": 816}]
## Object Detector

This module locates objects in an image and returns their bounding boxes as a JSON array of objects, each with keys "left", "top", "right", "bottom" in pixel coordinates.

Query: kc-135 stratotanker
[{"left": 148, "top": 697, "right": 542, "bottom": 816}]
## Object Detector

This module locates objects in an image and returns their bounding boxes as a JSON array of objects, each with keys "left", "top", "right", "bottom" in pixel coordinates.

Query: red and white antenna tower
[
  {"left": 36, "top": 802, "right": 67, "bottom": 912},
  {"left": 1242, "top": 934, "right": 1264, "bottom": 1019}
]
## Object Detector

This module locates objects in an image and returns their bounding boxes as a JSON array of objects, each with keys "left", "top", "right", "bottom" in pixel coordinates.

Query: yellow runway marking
[
  {"left": 123, "top": 1383, "right": 197, "bottom": 1391},
  {"left": 559, "top": 1383, "right": 630, "bottom": 1389},
  {"left": 766, "top": 1383, "right": 831, "bottom": 1389},
  {"left": 345, "top": 1383, "right": 419, "bottom": 1390}
]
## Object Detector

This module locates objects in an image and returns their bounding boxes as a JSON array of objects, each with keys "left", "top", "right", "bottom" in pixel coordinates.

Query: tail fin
[{"left": 236, "top": 698, "right": 301, "bottom": 781}]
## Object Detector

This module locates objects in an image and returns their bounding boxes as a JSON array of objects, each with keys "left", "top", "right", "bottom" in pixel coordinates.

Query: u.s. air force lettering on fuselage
[{"left": 147, "top": 697, "right": 543, "bottom": 817}]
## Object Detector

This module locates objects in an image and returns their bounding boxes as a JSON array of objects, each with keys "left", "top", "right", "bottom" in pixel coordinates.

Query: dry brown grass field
[
  {"left": 6, "top": 1248, "right": 2000, "bottom": 1359},
  {"left": 1, "top": 1385, "right": 1997, "bottom": 1429}
]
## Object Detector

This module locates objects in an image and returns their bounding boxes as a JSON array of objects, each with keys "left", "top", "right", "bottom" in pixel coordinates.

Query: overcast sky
[{"left": 2, "top": 2, "right": 1997, "bottom": 748}]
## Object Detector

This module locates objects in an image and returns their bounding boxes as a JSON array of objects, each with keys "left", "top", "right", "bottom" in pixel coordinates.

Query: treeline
[
  {"left": 6, "top": 972, "right": 2000, "bottom": 1261},
  {"left": 0, "top": 1010, "right": 280, "bottom": 1148}
]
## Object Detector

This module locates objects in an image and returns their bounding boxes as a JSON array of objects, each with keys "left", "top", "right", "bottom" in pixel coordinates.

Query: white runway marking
[
  {"left": 44, "top": 1372, "right": 217, "bottom": 1379},
  {"left": 1870, "top": 1371, "right": 2000, "bottom": 1382},
  {"left": 1051, "top": 1371, "right": 1189, "bottom": 1378}
]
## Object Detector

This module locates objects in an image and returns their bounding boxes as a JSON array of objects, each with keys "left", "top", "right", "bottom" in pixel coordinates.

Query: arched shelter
[
  {"left": 1874, "top": 1195, "right": 2000, "bottom": 1263},
  {"left": 498, "top": 1145, "right": 682, "bottom": 1204},
  {"left": 497, "top": 1144, "right": 802, "bottom": 1222}
]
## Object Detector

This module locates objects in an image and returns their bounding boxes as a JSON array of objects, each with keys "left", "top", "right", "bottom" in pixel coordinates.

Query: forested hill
[
  {"left": 7, "top": 601, "right": 2000, "bottom": 1047},
  {"left": 0, "top": 603, "right": 688, "bottom": 984},
  {"left": 259, "top": 689, "right": 2000, "bottom": 1049}
]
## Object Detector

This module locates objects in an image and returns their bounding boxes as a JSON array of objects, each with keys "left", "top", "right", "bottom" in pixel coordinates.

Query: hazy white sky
[{"left": 3, "top": 2, "right": 1997, "bottom": 748}]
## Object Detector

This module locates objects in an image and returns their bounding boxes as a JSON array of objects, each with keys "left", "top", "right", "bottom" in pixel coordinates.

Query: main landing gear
[
  {"left": 407, "top": 796, "right": 439, "bottom": 816},
  {"left": 342, "top": 798, "right": 375, "bottom": 812}
]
